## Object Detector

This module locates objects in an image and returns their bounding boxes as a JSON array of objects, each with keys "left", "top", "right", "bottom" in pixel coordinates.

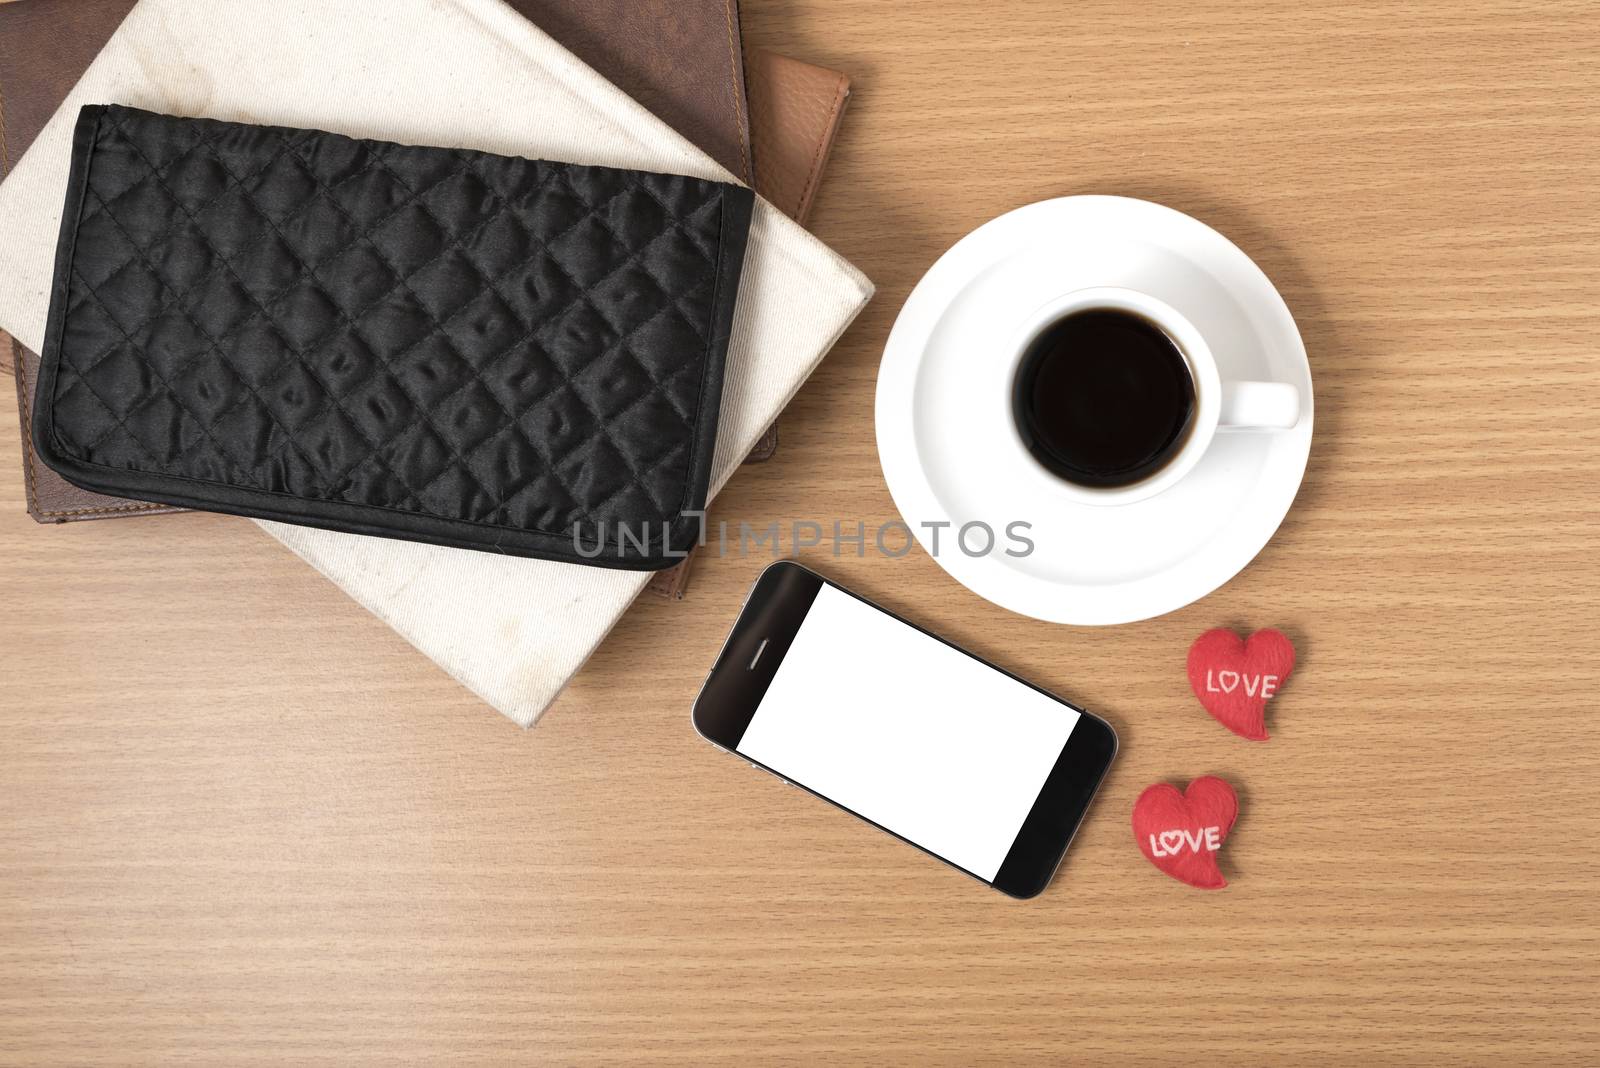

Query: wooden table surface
[{"left": 3, "top": 0, "right": 1598, "bottom": 1063}]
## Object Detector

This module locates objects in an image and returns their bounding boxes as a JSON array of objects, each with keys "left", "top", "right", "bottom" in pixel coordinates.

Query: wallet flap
[{"left": 33, "top": 105, "right": 754, "bottom": 568}]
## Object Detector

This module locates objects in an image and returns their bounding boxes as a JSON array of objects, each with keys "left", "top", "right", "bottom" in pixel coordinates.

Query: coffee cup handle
[{"left": 1219, "top": 381, "right": 1301, "bottom": 430}]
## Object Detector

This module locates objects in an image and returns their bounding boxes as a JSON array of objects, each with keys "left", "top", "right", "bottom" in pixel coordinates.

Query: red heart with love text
[
  {"left": 1132, "top": 776, "right": 1239, "bottom": 889},
  {"left": 1186, "top": 627, "right": 1296, "bottom": 740}
]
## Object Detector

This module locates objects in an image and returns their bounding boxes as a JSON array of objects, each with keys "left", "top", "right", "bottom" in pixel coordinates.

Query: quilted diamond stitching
[
  {"left": 280, "top": 143, "right": 689, "bottom": 520},
  {"left": 72, "top": 162, "right": 382, "bottom": 497},
  {"left": 47, "top": 107, "right": 739, "bottom": 543},
  {"left": 57, "top": 118, "right": 472, "bottom": 496},
  {"left": 271, "top": 132, "right": 715, "bottom": 523}
]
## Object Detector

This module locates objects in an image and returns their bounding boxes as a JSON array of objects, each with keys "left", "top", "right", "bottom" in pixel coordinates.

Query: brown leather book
[
  {"left": 525, "top": 0, "right": 751, "bottom": 183},
  {"left": 734, "top": 49, "right": 853, "bottom": 465},
  {"left": 746, "top": 49, "right": 853, "bottom": 228}
]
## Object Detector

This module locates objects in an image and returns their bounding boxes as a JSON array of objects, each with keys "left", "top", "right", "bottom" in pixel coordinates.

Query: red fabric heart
[
  {"left": 1132, "top": 777, "right": 1239, "bottom": 889},
  {"left": 1186, "top": 628, "right": 1296, "bottom": 740}
]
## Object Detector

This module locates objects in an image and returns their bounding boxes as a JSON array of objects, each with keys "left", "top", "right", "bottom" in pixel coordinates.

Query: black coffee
[{"left": 1012, "top": 309, "right": 1196, "bottom": 488}]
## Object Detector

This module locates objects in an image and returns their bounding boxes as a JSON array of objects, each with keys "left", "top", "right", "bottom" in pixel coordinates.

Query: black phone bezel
[{"left": 690, "top": 560, "right": 1118, "bottom": 899}]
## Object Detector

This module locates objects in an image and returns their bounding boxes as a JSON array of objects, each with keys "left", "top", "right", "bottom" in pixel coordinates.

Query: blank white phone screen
[{"left": 734, "top": 584, "right": 1080, "bottom": 881}]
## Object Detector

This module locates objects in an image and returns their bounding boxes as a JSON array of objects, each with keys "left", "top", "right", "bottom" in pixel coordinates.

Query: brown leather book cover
[
  {"left": 736, "top": 48, "right": 852, "bottom": 464},
  {"left": 522, "top": 0, "right": 751, "bottom": 183},
  {"left": 746, "top": 49, "right": 852, "bottom": 226}
]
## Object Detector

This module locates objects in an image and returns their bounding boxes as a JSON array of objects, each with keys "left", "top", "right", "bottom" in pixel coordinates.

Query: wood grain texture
[{"left": 2, "top": 0, "right": 1598, "bottom": 1062}]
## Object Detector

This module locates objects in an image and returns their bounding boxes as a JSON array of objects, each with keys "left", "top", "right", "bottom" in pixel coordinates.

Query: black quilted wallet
[{"left": 33, "top": 105, "right": 754, "bottom": 569}]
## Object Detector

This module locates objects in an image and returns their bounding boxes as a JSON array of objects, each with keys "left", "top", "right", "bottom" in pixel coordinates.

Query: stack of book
[{"left": 0, "top": 0, "right": 870, "bottom": 725}]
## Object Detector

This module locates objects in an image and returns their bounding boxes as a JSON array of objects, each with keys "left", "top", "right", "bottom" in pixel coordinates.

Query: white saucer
[{"left": 874, "top": 196, "right": 1313, "bottom": 625}]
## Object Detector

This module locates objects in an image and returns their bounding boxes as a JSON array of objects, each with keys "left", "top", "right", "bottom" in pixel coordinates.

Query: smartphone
[{"left": 691, "top": 561, "right": 1117, "bottom": 899}]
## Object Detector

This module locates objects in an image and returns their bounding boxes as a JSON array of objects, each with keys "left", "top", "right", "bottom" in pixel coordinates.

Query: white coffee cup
[{"left": 1004, "top": 286, "right": 1301, "bottom": 506}]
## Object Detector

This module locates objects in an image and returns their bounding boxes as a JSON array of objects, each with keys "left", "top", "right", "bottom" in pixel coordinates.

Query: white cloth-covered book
[{"left": 0, "top": 0, "right": 873, "bottom": 726}]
